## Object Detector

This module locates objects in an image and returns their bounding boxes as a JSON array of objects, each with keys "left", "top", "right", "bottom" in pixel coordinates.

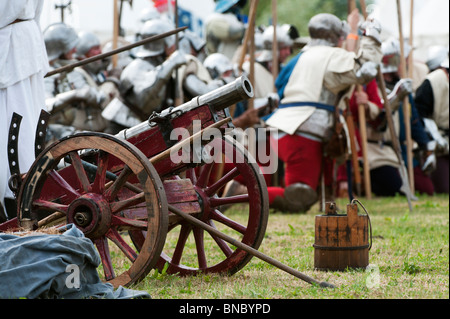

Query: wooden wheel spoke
[
  {"left": 92, "top": 151, "right": 109, "bottom": 194},
  {"left": 193, "top": 227, "right": 207, "bottom": 269},
  {"left": 207, "top": 220, "right": 233, "bottom": 257},
  {"left": 171, "top": 223, "right": 192, "bottom": 265},
  {"left": 210, "top": 209, "right": 247, "bottom": 234},
  {"left": 109, "top": 192, "right": 145, "bottom": 213},
  {"left": 205, "top": 167, "right": 240, "bottom": 196},
  {"left": 32, "top": 199, "right": 69, "bottom": 214},
  {"left": 106, "top": 228, "right": 138, "bottom": 262},
  {"left": 111, "top": 215, "right": 147, "bottom": 231},
  {"left": 186, "top": 168, "right": 197, "bottom": 185},
  {"left": 104, "top": 165, "right": 133, "bottom": 200},
  {"left": 48, "top": 170, "right": 80, "bottom": 202},
  {"left": 196, "top": 163, "right": 214, "bottom": 188},
  {"left": 209, "top": 194, "right": 249, "bottom": 207},
  {"left": 69, "top": 151, "right": 91, "bottom": 193},
  {"left": 94, "top": 237, "right": 115, "bottom": 281}
]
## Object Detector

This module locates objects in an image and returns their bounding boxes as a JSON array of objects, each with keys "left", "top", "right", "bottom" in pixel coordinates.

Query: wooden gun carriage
[{"left": 0, "top": 76, "right": 273, "bottom": 288}]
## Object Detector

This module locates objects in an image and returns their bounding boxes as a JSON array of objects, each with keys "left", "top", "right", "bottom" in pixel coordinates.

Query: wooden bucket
[{"left": 314, "top": 201, "right": 372, "bottom": 271}]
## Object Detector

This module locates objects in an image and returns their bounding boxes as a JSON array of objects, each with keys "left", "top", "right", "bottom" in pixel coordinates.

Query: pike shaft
[
  {"left": 45, "top": 26, "right": 187, "bottom": 78},
  {"left": 167, "top": 203, "right": 335, "bottom": 288}
]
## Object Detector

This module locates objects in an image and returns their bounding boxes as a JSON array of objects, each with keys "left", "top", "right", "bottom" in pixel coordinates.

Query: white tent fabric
[{"left": 372, "top": 0, "right": 449, "bottom": 62}]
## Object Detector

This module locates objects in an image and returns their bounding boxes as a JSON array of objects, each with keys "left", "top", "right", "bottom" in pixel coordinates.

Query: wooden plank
[{"left": 163, "top": 179, "right": 197, "bottom": 203}]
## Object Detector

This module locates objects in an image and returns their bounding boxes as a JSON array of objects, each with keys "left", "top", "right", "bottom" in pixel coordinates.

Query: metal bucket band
[{"left": 313, "top": 243, "right": 370, "bottom": 251}]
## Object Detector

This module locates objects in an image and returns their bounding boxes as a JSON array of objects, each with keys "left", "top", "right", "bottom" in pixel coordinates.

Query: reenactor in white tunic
[
  {"left": 0, "top": 0, "right": 49, "bottom": 220},
  {"left": 264, "top": 13, "right": 382, "bottom": 212}
]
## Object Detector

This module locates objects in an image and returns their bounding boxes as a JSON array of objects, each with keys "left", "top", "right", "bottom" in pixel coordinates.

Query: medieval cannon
[{"left": 1, "top": 75, "right": 333, "bottom": 289}]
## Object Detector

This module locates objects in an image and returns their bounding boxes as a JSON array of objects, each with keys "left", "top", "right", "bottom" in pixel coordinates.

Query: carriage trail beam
[{"left": 167, "top": 203, "right": 336, "bottom": 288}]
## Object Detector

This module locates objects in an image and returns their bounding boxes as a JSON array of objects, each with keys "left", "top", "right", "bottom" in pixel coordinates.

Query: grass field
[{"left": 131, "top": 193, "right": 449, "bottom": 299}]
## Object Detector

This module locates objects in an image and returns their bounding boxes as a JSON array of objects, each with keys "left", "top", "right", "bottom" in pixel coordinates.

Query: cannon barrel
[
  {"left": 170, "top": 75, "right": 254, "bottom": 114},
  {"left": 116, "top": 76, "right": 254, "bottom": 140}
]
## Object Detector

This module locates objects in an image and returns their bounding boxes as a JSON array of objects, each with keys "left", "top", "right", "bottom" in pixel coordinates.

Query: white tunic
[
  {"left": 266, "top": 37, "right": 382, "bottom": 135},
  {"left": 0, "top": 0, "right": 49, "bottom": 210}
]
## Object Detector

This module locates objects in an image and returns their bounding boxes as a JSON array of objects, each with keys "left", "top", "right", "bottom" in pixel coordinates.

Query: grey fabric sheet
[{"left": 0, "top": 224, "right": 150, "bottom": 299}]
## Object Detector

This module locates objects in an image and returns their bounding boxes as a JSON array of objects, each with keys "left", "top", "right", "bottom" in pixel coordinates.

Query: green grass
[{"left": 128, "top": 193, "right": 448, "bottom": 299}]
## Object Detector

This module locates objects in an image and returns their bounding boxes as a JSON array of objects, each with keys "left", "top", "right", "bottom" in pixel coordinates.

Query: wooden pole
[
  {"left": 408, "top": 0, "right": 414, "bottom": 79},
  {"left": 271, "top": 0, "right": 279, "bottom": 89},
  {"left": 174, "top": 0, "right": 184, "bottom": 106},
  {"left": 376, "top": 69, "right": 413, "bottom": 211},
  {"left": 396, "top": 0, "right": 415, "bottom": 193},
  {"left": 167, "top": 203, "right": 335, "bottom": 288},
  {"left": 112, "top": 0, "right": 119, "bottom": 69},
  {"left": 238, "top": 0, "right": 259, "bottom": 72},
  {"left": 352, "top": 0, "right": 372, "bottom": 199},
  {"left": 45, "top": 27, "right": 188, "bottom": 77}
]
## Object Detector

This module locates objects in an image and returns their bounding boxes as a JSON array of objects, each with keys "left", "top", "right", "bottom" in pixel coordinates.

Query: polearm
[
  {"left": 376, "top": 66, "right": 413, "bottom": 212},
  {"left": 359, "top": 0, "right": 413, "bottom": 210},
  {"left": 173, "top": 0, "right": 184, "bottom": 106},
  {"left": 271, "top": 0, "right": 278, "bottom": 90},
  {"left": 45, "top": 26, "right": 188, "bottom": 78},
  {"left": 346, "top": 0, "right": 367, "bottom": 198},
  {"left": 396, "top": 0, "right": 415, "bottom": 194},
  {"left": 112, "top": 0, "right": 119, "bottom": 68}
]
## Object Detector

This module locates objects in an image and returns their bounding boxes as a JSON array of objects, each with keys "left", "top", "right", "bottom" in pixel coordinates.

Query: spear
[
  {"left": 347, "top": 0, "right": 368, "bottom": 198},
  {"left": 45, "top": 26, "right": 188, "bottom": 78},
  {"left": 271, "top": 0, "right": 278, "bottom": 90},
  {"left": 396, "top": 0, "right": 415, "bottom": 194}
]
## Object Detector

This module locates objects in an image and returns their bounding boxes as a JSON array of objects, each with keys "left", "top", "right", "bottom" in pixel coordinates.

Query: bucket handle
[{"left": 351, "top": 199, "right": 373, "bottom": 251}]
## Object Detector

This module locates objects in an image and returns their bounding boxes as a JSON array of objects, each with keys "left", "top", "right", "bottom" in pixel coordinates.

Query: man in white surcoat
[
  {"left": 264, "top": 12, "right": 382, "bottom": 212},
  {"left": 0, "top": 0, "right": 49, "bottom": 220}
]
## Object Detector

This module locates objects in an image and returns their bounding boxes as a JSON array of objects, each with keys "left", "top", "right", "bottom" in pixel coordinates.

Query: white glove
[
  {"left": 422, "top": 140, "right": 437, "bottom": 173},
  {"left": 387, "top": 78, "right": 413, "bottom": 111},
  {"left": 422, "top": 152, "right": 437, "bottom": 173}
]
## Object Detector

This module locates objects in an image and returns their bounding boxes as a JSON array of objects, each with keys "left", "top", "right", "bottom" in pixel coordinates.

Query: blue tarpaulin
[{"left": 0, "top": 224, "right": 150, "bottom": 299}]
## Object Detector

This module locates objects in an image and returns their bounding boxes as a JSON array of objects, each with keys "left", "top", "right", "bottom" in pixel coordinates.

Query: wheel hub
[{"left": 67, "top": 194, "right": 111, "bottom": 238}]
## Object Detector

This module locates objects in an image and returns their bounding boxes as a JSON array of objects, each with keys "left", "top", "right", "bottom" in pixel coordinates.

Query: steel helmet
[
  {"left": 204, "top": 53, "right": 233, "bottom": 79},
  {"left": 308, "top": 13, "right": 349, "bottom": 47},
  {"left": 426, "top": 45, "right": 448, "bottom": 71},
  {"left": 135, "top": 18, "right": 176, "bottom": 58},
  {"left": 262, "top": 24, "right": 299, "bottom": 50},
  {"left": 139, "top": 6, "right": 161, "bottom": 24},
  {"left": 44, "top": 23, "right": 79, "bottom": 60},
  {"left": 381, "top": 37, "right": 411, "bottom": 73},
  {"left": 75, "top": 31, "right": 101, "bottom": 59},
  {"left": 214, "top": 0, "right": 247, "bottom": 13}
]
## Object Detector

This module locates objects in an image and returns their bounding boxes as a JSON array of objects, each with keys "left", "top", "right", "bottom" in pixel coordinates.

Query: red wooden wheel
[
  {"left": 130, "top": 135, "right": 269, "bottom": 275},
  {"left": 16, "top": 133, "right": 168, "bottom": 288}
]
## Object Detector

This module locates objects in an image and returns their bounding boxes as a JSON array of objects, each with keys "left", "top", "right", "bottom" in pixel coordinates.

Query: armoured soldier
[
  {"left": 243, "top": 24, "right": 299, "bottom": 112},
  {"left": 264, "top": 12, "right": 383, "bottom": 213},
  {"left": 44, "top": 23, "right": 108, "bottom": 142},
  {"left": 415, "top": 54, "right": 449, "bottom": 193},
  {"left": 75, "top": 30, "right": 124, "bottom": 134},
  {"left": 176, "top": 30, "right": 226, "bottom": 102},
  {"left": 205, "top": 0, "right": 247, "bottom": 61},
  {"left": 102, "top": 18, "right": 187, "bottom": 132},
  {"left": 366, "top": 37, "right": 438, "bottom": 196}
]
